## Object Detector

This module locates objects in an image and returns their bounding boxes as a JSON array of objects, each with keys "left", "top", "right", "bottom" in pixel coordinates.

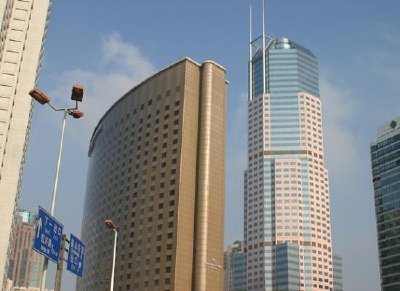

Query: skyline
[{"left": 16, "top": 0, "right": 400, "bottom": 290}]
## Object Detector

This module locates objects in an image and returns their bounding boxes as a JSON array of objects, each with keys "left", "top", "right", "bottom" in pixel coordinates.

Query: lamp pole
[
  {"left": 40, "top": 110, "right": 67, "bottom": 291},
  {"left": 105, "top": 219, "right": 118, "bottom": 291},
  {"left": 50, "top": 109, "right": 67, "bottom": 214},
  {"left": 111, "top": 228, "right": 117, "bottom": 291},
  {"left": 29, "top": 85, "right": 84, "bottom": 291}
]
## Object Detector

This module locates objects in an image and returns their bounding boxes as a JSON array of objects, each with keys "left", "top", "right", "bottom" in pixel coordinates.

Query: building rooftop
[
  {"left": 371, "top": 115, "right": 400, "bottom": 145},
  {"left": 89, "top": 57, "right": 226, "bottom": 149}
]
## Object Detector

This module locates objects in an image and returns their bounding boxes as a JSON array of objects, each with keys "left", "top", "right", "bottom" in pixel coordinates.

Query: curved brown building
[{"left": 77, "top": 58, "right": 227, "bottom": 291}]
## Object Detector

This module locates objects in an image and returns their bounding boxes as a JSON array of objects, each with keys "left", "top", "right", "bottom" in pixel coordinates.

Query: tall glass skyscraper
[
  {"left": 370, "top": 116, "right": 400, "bottom": 291},
  {"left": 244, "top": 7, "right": 334, "bottom": 290},
  {"left": 333, "top": 253, "right": 343, "bottom": 291}
]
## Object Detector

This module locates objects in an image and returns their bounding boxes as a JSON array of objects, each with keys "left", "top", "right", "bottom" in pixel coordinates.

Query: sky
[{"left": 18, "top": 0, "right": 400, "bottom": 290}]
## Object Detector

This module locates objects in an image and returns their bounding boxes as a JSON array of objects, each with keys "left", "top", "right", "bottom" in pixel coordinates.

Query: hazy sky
[{"left": 19, "top": 0, "right": 400, "bottom": 290}]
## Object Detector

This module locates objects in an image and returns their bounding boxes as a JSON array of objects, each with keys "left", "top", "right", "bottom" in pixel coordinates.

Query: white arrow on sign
[{"left": 36, "top": 218, "right": 42, "bottom": 238}]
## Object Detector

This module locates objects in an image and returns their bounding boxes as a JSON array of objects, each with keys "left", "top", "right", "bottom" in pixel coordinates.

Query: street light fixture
[
  {"left": 69, "top": 110, "right": 84, "bottom": 119},
  {"left": 71, "top": 84, "right": 84, "bottom": 102},
  {"left": 105, "top": 219, "right": 118, "bottom": 291},
  {"left": 29, "top": 87, "right": 50, "bottom": 105},
  {"left": 29, "top": 85, "right": 84, "bottom": 291},
  {"left": 105, "top": 219, "right": 117, "bottom": 230}
]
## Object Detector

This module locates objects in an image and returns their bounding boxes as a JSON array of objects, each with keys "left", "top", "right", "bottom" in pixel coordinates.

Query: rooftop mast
[
  {"left": 249, "top": 0, "right": 272, "bottom": 101},
  {"left": 262, "top": 0, "right": 266, "bottom": 95},
  {"left": 249, "top": 4, "right": 253, "bottom": 101}
]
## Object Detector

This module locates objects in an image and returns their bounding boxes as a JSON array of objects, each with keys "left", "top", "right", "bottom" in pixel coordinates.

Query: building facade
[
  {"left": 332, "top": 253, "right": 343, "bottom": 291},
  {"left": 370, "top": 116, "right": 400, "bottom": 291},
  {"left": 244, "top": 35, "right": 334, "bottom": 290},
  {"left": 224, "top": 240, "right": 246, "bottom": 291},
  {"left": 0, "top": 0, "right": 51, "bottom": 285},
  {"left": 6, "top": 284, "right": 53, "bottom": 291},
  {"left": 77, "top": 58, "right": 227, "bottom": 291},
  {"left": 6, "top": 210, "right": 43, "bottom": 289}
]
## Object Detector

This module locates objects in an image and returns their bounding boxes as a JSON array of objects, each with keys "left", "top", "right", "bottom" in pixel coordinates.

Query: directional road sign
[
  {"left": 33, "top": 206, "right": 63, "bottom": 263},
  {"left": 67, "top": 234, "right": 85, "bottom": 277}
]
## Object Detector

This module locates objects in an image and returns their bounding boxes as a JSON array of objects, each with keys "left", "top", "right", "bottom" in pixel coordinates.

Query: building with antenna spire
[{"left": 244, "top": 1, "right": 338, "bottom": 290}]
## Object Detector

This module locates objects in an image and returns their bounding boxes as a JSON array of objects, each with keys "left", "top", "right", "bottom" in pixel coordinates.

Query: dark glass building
[{"left": 370, "top": 116, "right": 400, "bottom": 291}]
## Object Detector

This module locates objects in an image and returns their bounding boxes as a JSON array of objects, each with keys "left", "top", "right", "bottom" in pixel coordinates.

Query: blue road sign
[
  {"left": 67, "top": 234, "right": 85, "bottom": 277},
  {"left": 33, "top": 206, "right": 63, "bottom": 263}
]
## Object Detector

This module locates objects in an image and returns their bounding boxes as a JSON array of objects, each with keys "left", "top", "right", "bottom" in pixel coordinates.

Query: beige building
[
  {"left": 6, "top": 210, "right": 44, "bottom": 290},
  {"left": 5, "top": 282, "right": 53, "bottom": 291},
  {"left": 77, "top": 58, "right": 227, "bottom": 291},
  {"left": 0, "top": 0, "right": 51, "bottom": 287}
]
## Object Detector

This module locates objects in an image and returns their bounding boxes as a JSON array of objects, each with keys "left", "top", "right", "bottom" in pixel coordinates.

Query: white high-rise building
[
  {"left": 0, "top": 0, "right": 51, "bottom": 286},
  {"left": 244, "top": 3, "right": 335, "bottom": 290}
]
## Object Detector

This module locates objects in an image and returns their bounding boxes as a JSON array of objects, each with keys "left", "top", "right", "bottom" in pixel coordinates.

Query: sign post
[{"left": 54, "top": 235, "right": 67, "bottom": 291}]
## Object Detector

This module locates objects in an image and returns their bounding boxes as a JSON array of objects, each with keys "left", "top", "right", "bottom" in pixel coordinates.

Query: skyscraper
[
  {"left": 370, "top": 116, "right": 400, "bottom": 291},
  {"left": 77, "top": 58, "right": 227, "bottom": 291},
  {"left": 224, "top": 240, "right": 246, "bottom": 291},
  {"left": 244, "top": 4, "right": 334, "bottom": 290},
  {"left": 332, "top": 253, "right": 343, "bottom": 291},
  {"left": 6, "top": 210, "right": 44, "bottom": 289},
  {"left": 0, "top": 0, "right": 51, "bottom": 286}
]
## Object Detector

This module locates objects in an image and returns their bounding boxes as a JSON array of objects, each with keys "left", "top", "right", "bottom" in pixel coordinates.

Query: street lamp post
[
  {"left": 29, "top": 85, "right": 84, "bottom": 291},
  {"left": 105, "top": 219, "right": 118, "bottom": 291}
]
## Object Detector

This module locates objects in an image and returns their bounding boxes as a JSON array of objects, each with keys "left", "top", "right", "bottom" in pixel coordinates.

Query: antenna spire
[
  {"left": 262, "top": 0, "right": 266, "bottom": 95},
  {"left": 249, "top": 3, "right": 253, "bottom": 101}
]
